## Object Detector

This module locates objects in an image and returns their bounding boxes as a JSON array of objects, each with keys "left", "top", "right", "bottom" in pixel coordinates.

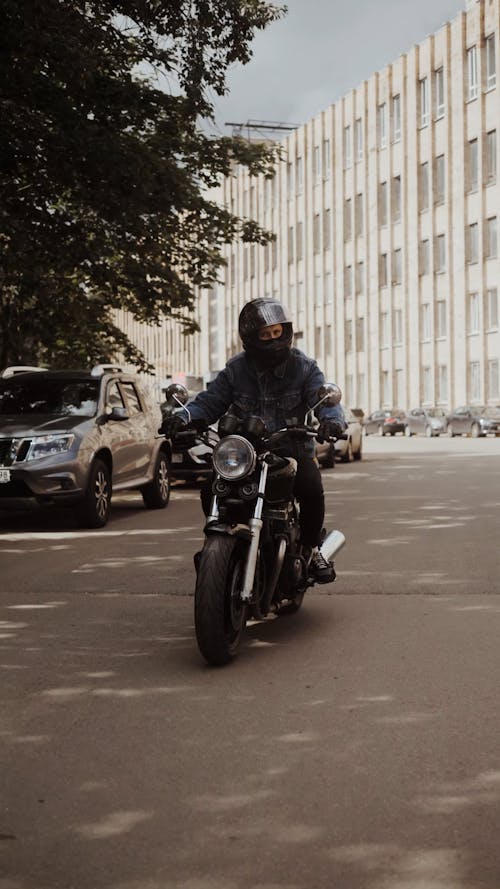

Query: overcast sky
[{"left": 209, "top": 0, "right": 467, "bottom": 136}]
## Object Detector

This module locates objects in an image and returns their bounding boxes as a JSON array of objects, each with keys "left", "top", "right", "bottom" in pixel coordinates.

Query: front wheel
[
  {"left": 141, "top": 450, "right": 170, "bottom": 508},
  {"left": 76, "top": 459, "right": 111, "bottom": 528},
  {"left": 194, "top": 536, "right": 247, "bottom": 666}
]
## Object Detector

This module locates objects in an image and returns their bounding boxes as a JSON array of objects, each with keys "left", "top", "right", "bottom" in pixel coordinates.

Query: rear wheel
[
  {"left": 353, "top": 441, "right": 362, "bottom": 461},
  {"left": 341, "top": 439, "right": 353, "bottom": 463},
  {"left": 141, "top": 451, "right": 170, "bottom": 509},
  {"left": 322, "top": 443, "right": 336, "bottom": 469},
  {"left": 76, "top": 459, "right": 111, "bottom": 528},
  {"left": 194, "top": 536, "right": 247, "bottom": 666}
]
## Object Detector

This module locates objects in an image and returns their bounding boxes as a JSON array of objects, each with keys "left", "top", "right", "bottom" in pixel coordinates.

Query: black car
[
  {"left": 363, "top": 409, "right": 407, "bottom": 436},
  {"left": 446, "top": 405, "right": 500, "bottom": 437}
]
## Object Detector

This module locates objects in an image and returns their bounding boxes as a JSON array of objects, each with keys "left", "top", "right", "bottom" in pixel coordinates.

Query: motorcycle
[{"left": 164, "top": 383, "right": 346, "bottom": 666}]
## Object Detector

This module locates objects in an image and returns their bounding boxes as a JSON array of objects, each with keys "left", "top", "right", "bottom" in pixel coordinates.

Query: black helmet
[{"left": 238, "top": 298, "right": 294, "bottom": 370}]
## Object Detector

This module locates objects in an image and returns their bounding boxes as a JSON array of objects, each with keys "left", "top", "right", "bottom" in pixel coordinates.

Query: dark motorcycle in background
[{"left": 164, "top": 383, "right": 346, "bottom": 666}]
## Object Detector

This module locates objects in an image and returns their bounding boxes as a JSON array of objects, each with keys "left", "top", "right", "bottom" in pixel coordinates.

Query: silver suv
[{"left": 0, "top": 365, "right": 171, "bottom": 527}]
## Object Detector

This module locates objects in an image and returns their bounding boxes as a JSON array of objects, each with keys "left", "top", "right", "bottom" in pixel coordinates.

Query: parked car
[
  {"left": 316, "top": 408, "right": 363, "bottom": 467},
  {"left": 446, "top": 405, "right": 500, "bottom": 437},
  {"left": 0, "top": 365, "right": 171, "bottom": 527},
  {"left": 363, "top": 409, "right": 407, "bottom": 436},
  {"left": 405, "top": 407, "right": 448, "bottom": 437}
]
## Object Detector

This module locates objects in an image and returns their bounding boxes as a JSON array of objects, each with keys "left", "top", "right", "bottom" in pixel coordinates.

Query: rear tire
[
  {"left": 76, "top": 459, "right": 111, "bottom": 528},
  {"left": 322, "top": 443, "right": 336, "bottom": 469},
  {"left": 194, "top": 536, "right": 247, "bottom": 666},
  {"left": 141, "top": 451, "right": 170, "bottom": 509},
  {"left": 341, "top": 439, "right": 353, "bottom": 463}
]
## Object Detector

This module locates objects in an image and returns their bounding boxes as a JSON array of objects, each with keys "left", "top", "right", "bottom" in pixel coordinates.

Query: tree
[{"left": 0, "top": 0, "right": 284, "bottom": 370}]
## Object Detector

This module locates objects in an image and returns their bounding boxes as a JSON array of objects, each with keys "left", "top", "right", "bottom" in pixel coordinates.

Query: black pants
[{"left": 200, "top": 452, "right": 325, "bottom": 548}]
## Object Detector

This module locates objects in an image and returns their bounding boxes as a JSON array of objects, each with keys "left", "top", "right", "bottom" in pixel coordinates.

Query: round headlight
[{"left": 212, "top": 435, "right": 256, "bottom": 481}]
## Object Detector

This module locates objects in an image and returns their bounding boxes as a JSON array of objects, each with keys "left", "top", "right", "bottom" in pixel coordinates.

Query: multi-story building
[{"left": 121, "top": 0, "right": 500, "bottom": 411}]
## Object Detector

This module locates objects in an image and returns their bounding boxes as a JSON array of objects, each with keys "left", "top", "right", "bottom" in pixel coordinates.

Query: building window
[
  {"left": 394, "top": 369, "right": 404, "bottom": 406},
  {"left": 486, "top": 216, "right": 498, "bottom": 258},
  {"left": 486, "top": 130, "right": 497, "bottom": 183},
  {"left": 419, "top": 162, "right": 429, "bottom": 211},
  {"left": 469, "top": 292, "right": 480, "bottom": 333},
  {"left": 435, "top": 234, "right": 446, "bottom": 273},
  {"left": 468, "top": 222, "right": 479, "bottom": 263},
  {"left": 355, "top": 193, "right": 364, "bottom": 236},
  {"left": 272, "top": 239, "right": 277, "bottom": 270},
  {"left": 435, "top": 67, "right": 445, "bottom": 118},
  {"left": 468, "top": 138, "right": 479, "bottom": 191},
  {"left": 323, "top": 140, "right": 330, "bottom": 179},
  {"left": 296, "top": 157, "right": 303, "bottom": 192},
  {"left": 467, "top": 45, "right": 478, "bottom": 100},
  {"left": 488, "top": 359, "right": 499, "bottom": 399},
  {"left": 434, "top": 155, "right": 445, "bottom": 204},
  {"left": 287, "top": 225, "right": 294, "bottom": 264},
  {"left": 419, "top": 239, "right": 430, "bottom": 275},
  {"left": 487, "top": 287, "right": 498, "bottom": 328},
  {"left": 486, "top": 34, "right": 496, "bottom": 90},
  {"left": 345, "top": 318, "right": 353, "bottom": 351},
  {"left": 469, "top": 361, "right": 481, "bottom": 401},
  {"left": 356, "top": 316, "right": 365, "bottom": 351},
  {"left": 436, "top": 300, "right": 447, "bottom": 337},
  {"left": 378, "top": 103, "right": 387, "bottom": 148},
  {"left": 313, "top": 145, "right": 321, "bottom": 182},
  {"left": 392, "top": 94, "right": 401, "bottom": 141},
  {"left": 296, "top": 221, "right": 303, "bottom": 261},
  {"left": 380, "top": 312, "right": 389, "bottom": 348},
  {"left": 323, "top": 208, "right": 331, "bottom": 250},
  {"left": 379, "top": 180, "right": 388, "bottom": 226},
  {"left": 286, "top": 163, "right": 294, "bottom": 194},
  {"left": 394, "top": 309, "right": 403, "bottom": 345},
  {"left": 250, "top": 245, "right": 255, "bottom": 278},
  {"left": 420, "top": 77, "right": 429, "bottom": 127},
  {"left": 421, "top": 303, "right": 431, "bottom": 340},
  {"left": 313, "top": 213, "right": 321, "bottom": 254},
  {"left": 325, "top": 271, "right": 333, "bottom": 305},
  {"left": 243, "top": 247, "right": 248, "bottom": 280},
  {"left": 344, "top": 265, "right": 352, "bottom": 298},
  {"left": 344, "top": 124, "right": 352, "bottom": 168},
  {"left": 381, "top": 370, "right": 390, "bottom": 404},
  {"left": 379, "top": 253, "right": 388, "bottom": 287},
  {"left": 438, "top": 364, "right": 448, "bottom": 402},
  {"left": 392, "top": 175, "right": 401, "bottom": 222},
  {"left": 344, "top": 198, "right": 352, "bottom": 241},
  {"left": 355, "top": 261, "right": 364, "bottom": 295},
  {"left": 423, "top": 366, "right": 432, "bottom": 403},
  {"left": 392, "top": 248, "right": 402, "bottom": 285},
  {"left": 355, "top": 118, "right": 363, "bottom": 162},
  {"left": 315, "top": 274, "right": 323, "bottom": 308}
]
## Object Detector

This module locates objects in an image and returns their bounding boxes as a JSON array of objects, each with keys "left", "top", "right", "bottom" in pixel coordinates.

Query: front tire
[
  {"left": 141, "top": 450, "right": 171, "bottom": 509},
  {"left": 76, "top": 459, "right": 111, "bottom": 528},
  {"left": 195, "top": 536, "right": 247, "bottom": 666}
]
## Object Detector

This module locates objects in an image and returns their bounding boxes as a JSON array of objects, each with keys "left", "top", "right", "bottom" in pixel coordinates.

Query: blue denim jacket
[{"left": 187, "top": 348, "right": 346, "bottom": 453}]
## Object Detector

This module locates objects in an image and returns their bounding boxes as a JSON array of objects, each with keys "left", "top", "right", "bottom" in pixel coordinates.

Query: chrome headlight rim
[{"left": 212, "top": 434, "right": 256, "bottom": 481}]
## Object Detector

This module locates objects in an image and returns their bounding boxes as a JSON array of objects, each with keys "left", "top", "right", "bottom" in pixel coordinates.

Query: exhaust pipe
[{"left": 319, "top": 529, "right": 346, "bottom": 562}]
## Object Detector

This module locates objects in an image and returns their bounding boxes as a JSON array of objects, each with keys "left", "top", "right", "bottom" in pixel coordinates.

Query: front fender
[{"left": 204, "top": 522, "right": 251, "bottom": 543}]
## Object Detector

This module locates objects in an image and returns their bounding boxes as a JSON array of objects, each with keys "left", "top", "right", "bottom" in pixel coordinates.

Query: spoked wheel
[
  {"left": 194, "top": 536, "right": 247, "bottom": 666},
  {"left": 76, "top": 459, "right": 111, "bottom": 528}
]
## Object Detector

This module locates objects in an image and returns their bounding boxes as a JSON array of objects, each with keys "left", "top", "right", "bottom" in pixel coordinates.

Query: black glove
[
  {"left": 160, "top": 413, "right": 188, "bottom": 437},
  {"left": 317, "top": 419, "right": 345, "bottom": 444}
]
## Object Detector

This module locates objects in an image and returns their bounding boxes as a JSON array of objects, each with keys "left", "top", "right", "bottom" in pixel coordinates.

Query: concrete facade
[{"left": 121, "top": 0, "right": 500, "bottom": 411}]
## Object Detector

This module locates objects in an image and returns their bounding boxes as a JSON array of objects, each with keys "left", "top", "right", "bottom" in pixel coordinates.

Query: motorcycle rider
[{"left": 163, "top": 297, "right": 346, "bottom": 583}]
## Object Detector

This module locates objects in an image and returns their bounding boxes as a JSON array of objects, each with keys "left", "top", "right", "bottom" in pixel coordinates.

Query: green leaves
[{"left": 0, "top": 0, "right": 283, "bottom": 369}]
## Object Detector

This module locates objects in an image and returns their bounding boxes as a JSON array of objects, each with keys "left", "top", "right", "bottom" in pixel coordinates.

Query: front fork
[{"left": 207, "top": 462, "right": 269, "bottom": 604}]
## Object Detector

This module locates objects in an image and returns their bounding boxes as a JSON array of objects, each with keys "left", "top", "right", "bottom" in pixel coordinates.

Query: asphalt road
[{"left": 1, "top": 436, "right": 500, "bottom": 889}]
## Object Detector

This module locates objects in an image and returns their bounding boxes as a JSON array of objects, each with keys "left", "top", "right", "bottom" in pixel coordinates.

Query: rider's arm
[
  {"left": 186, "top": 367, "right": 235, "bottom": 425},
  {"left": 303, "top": 358, "right": 347, "bottom": 428}
]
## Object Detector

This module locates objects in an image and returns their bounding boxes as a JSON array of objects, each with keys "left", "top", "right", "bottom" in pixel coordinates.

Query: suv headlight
[
  {"left": 26, "top": 434, "right": 75, "bottom": 461},
  {"left": 212, "top": 435, "right": 256, "bottom": 481}
]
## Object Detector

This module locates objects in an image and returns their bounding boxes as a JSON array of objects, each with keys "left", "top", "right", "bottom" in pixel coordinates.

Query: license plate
[
  {"left": 0, "top": 468, "right": 11, "bottom": 483},
  {"left": 171, "top": 453, "right": 183, "bottom": 463}
]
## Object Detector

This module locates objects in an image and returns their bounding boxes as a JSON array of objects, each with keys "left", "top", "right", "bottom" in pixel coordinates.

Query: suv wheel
[
  {"left": 76, "top": 459, "right": 111, "bottom": 528},
  {"left": 142, "top": 451, "right": 171, "bottom": 509}
]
